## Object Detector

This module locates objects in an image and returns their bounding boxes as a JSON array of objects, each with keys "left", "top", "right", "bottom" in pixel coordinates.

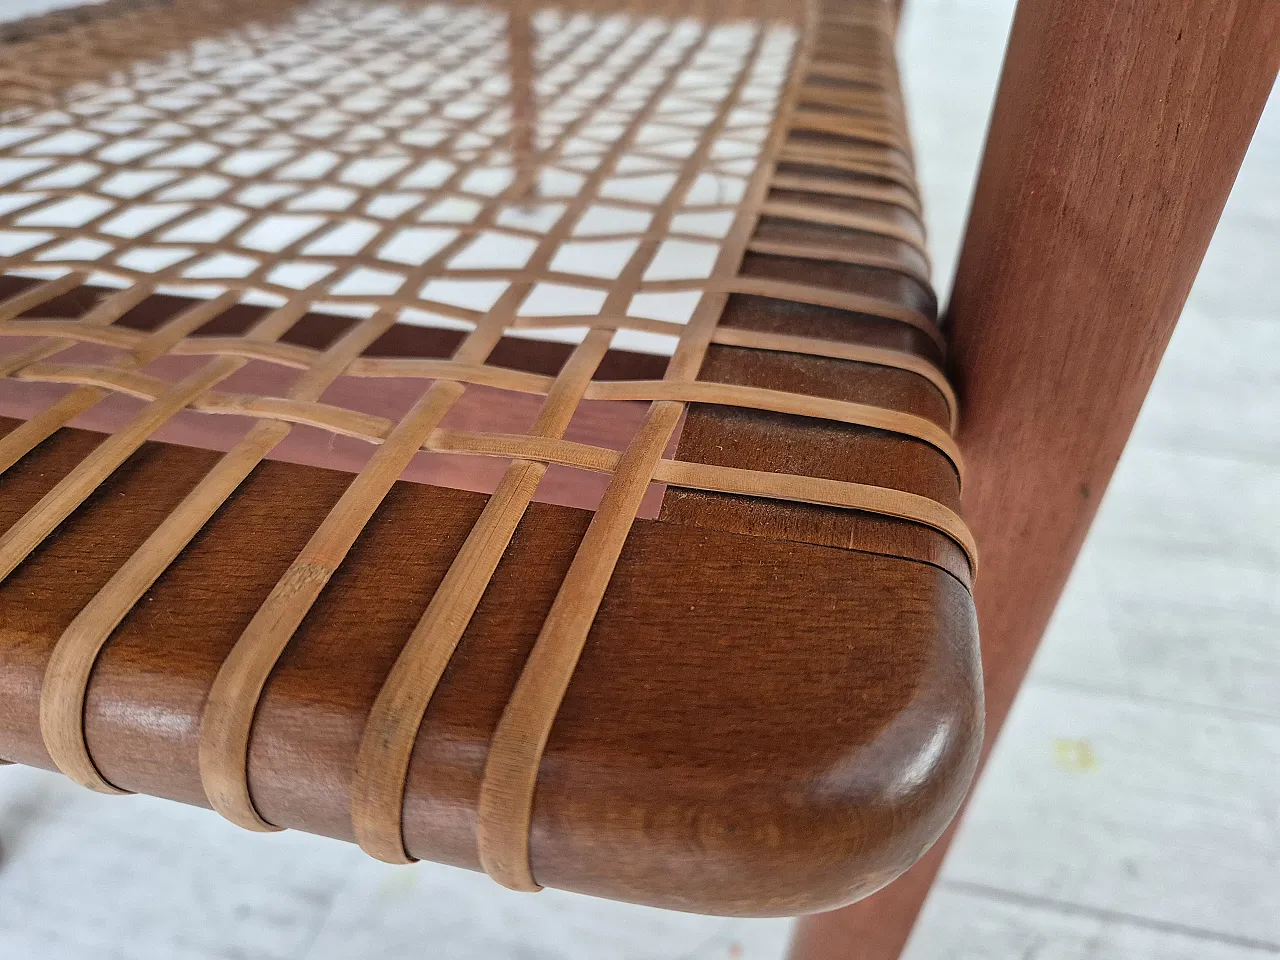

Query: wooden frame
[
  {"left": 3, "top": 0, "right": 1274, "bottom": 942},
  {"left": 789, "top": 0, "right": 1280, "bottom": 955},
  {"left": 0, "top": 0, "right": 981, "bottom": 918}
]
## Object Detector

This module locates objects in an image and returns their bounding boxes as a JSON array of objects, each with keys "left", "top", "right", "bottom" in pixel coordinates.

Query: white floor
[{"left": 1, "top": 1, "right": 1278, "bottom": 958}]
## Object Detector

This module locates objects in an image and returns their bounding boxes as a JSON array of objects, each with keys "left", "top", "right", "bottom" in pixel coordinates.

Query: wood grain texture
[
  {"left": 0, "top": 416, "right": 980, "bottom": 916},
  {"left": 790, "top": 0, "right": 1279, "bottom": 954},
  {"left": 662, "top": 291, "right": 969, "bottom": 587},
  {"left": 953, "top": 0, "right": 1277, "bottom": 748},
  {"left": 0, "top": 0, "right": 984, "bottom": 915}
]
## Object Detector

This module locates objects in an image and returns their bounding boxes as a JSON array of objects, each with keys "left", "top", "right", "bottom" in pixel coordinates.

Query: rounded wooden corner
[
  {"left": 1, "top": 426, "right": 980, "bottom": 917},
  {"left": 521, "top": 540, "right": 984, "bottom": 916}
]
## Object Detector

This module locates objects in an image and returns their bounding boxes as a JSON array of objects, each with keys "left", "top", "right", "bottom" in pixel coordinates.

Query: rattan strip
[
  {"left": 708, "top": 326, "right": 956, "bottom": 429},
  {"left": 352, "top": 18, "right": 774, "bottom": 866},
  {"left": 723, "top": 277, "right": 946, "bottom": 351},
  {"left": 0, "top": 274, "right": 85, "bottom": 330},
  {"left": 41, "top": 305, "right": 402, "bottom": 793},
  {"left": 788, "top": 108, "right": 911, "bottom": 155},
  {"left": 760, "top": 199, "right": 927, "bottom": 252},
  {"left": 477, "top": 399, "right": 686, "bottom": 890},
  {"left": 0, "top": 294, "right": 299, "bottom": 584},
  {"left": 416, "top": 428, "right": 975, "bottom": 569},
  {"left": 0, "top": 288, "right": 234, "bottom": 473},
  {"left": 777, "top": 145, "right": 915, "bottom": 188},
  {"left": 476, "top": 13, "right": 804, "bottom": 891},
  {"left": 659, "top": 460, "right": 974, "bottom": 567},
  {"left": 0, "top": 0, "right": 306, "bottom": 110},
  {"left": 24, "top": 1, "right": 656, "bottom": 802},
  {"left": 351, "top": 326, "right": 615, "bottom": 863},
  {"left": 198, "top": 12, "right": 710, "bottom": 832},
  {"left": 587, "top": 379, "right": 963, "bottom": 479},
  {"left": 472, "top": 0, "right": 951, "bottom": 890},
  {"left": 0, "top": 6, "right": 585, "bottom": 306},
  {"left": 2, "top": 319, "right": 954, "bottom": 425},
  {"left": 745, "top": 236, "right": 930, "bottom": 288},
  {"left": 0, "top": 27, "right": 547, "bottom": 310},
  {"left": 197, "top": 372, "right": 475, "bottom": 830},
  {"left": 0, "top": 277, "right": 97, "bottom": 385},
  {"left": 768, "top": 171, "right": 921, "bottom": 214},
  {"left": 6, "top": 357, "right": 962, "bottom": 478},
  {"left": 0, "top": 0, "right": 976, "bottom": 887},
  {"left": 789, "top": 127, "right": 911, "bottom": 168},
  {"left": 19, "top": 3, "right": 636, "bottom": 796},
  {"left": 797, "top": 84, "right": 905, "bottom": 115}
]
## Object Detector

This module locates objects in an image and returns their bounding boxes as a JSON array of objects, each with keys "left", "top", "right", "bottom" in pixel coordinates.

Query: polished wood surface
[
  {"left": 0, "top": 0, "right": 983, "bottom": 916},
  {"left": 0, "top": 174, "right": 979, "bottom": 916},
  {"left": 790, "top": 0, "right": 1279, "bottom": 953},
  {"left": 0, "top": 414, "right": 980, "bottom": 916}
]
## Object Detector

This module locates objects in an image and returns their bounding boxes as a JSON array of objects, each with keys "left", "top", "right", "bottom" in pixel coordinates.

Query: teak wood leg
[{"left": 789, "top": 0, "right": 1280, "bottom": 957}]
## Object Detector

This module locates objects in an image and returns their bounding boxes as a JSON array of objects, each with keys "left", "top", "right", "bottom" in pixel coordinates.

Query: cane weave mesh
[{"left": 0, "top": 0, "right": 970, "bottom": 891}]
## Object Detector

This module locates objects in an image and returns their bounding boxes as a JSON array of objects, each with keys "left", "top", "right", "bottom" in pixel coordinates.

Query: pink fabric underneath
[{"left": 0, "top": 338, "right": 677, "bottom": 517}]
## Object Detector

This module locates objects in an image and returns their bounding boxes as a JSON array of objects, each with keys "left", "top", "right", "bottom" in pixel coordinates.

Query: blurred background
[{"left": 1, "top": 0, "right": 1276, "bottom": 957}]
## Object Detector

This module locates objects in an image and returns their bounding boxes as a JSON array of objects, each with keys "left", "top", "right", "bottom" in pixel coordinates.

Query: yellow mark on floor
[{"left": 1052, "top": 737, "right": 1098, "bottom": 773}]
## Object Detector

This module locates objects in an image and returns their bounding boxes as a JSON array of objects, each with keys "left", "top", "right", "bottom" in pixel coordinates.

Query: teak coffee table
[{"left": 0, "top": 0, "right": 1272, "bottom": 955}]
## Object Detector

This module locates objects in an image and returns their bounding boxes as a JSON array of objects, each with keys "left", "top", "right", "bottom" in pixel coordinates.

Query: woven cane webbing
[{"left": 0, "top": 0, "right": 970, "bottom": 891}]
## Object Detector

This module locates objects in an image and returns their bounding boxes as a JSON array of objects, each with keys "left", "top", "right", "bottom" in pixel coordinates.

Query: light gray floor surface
[{"left": 0, "top": 0, "right": 1276, "bottom": 957}]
